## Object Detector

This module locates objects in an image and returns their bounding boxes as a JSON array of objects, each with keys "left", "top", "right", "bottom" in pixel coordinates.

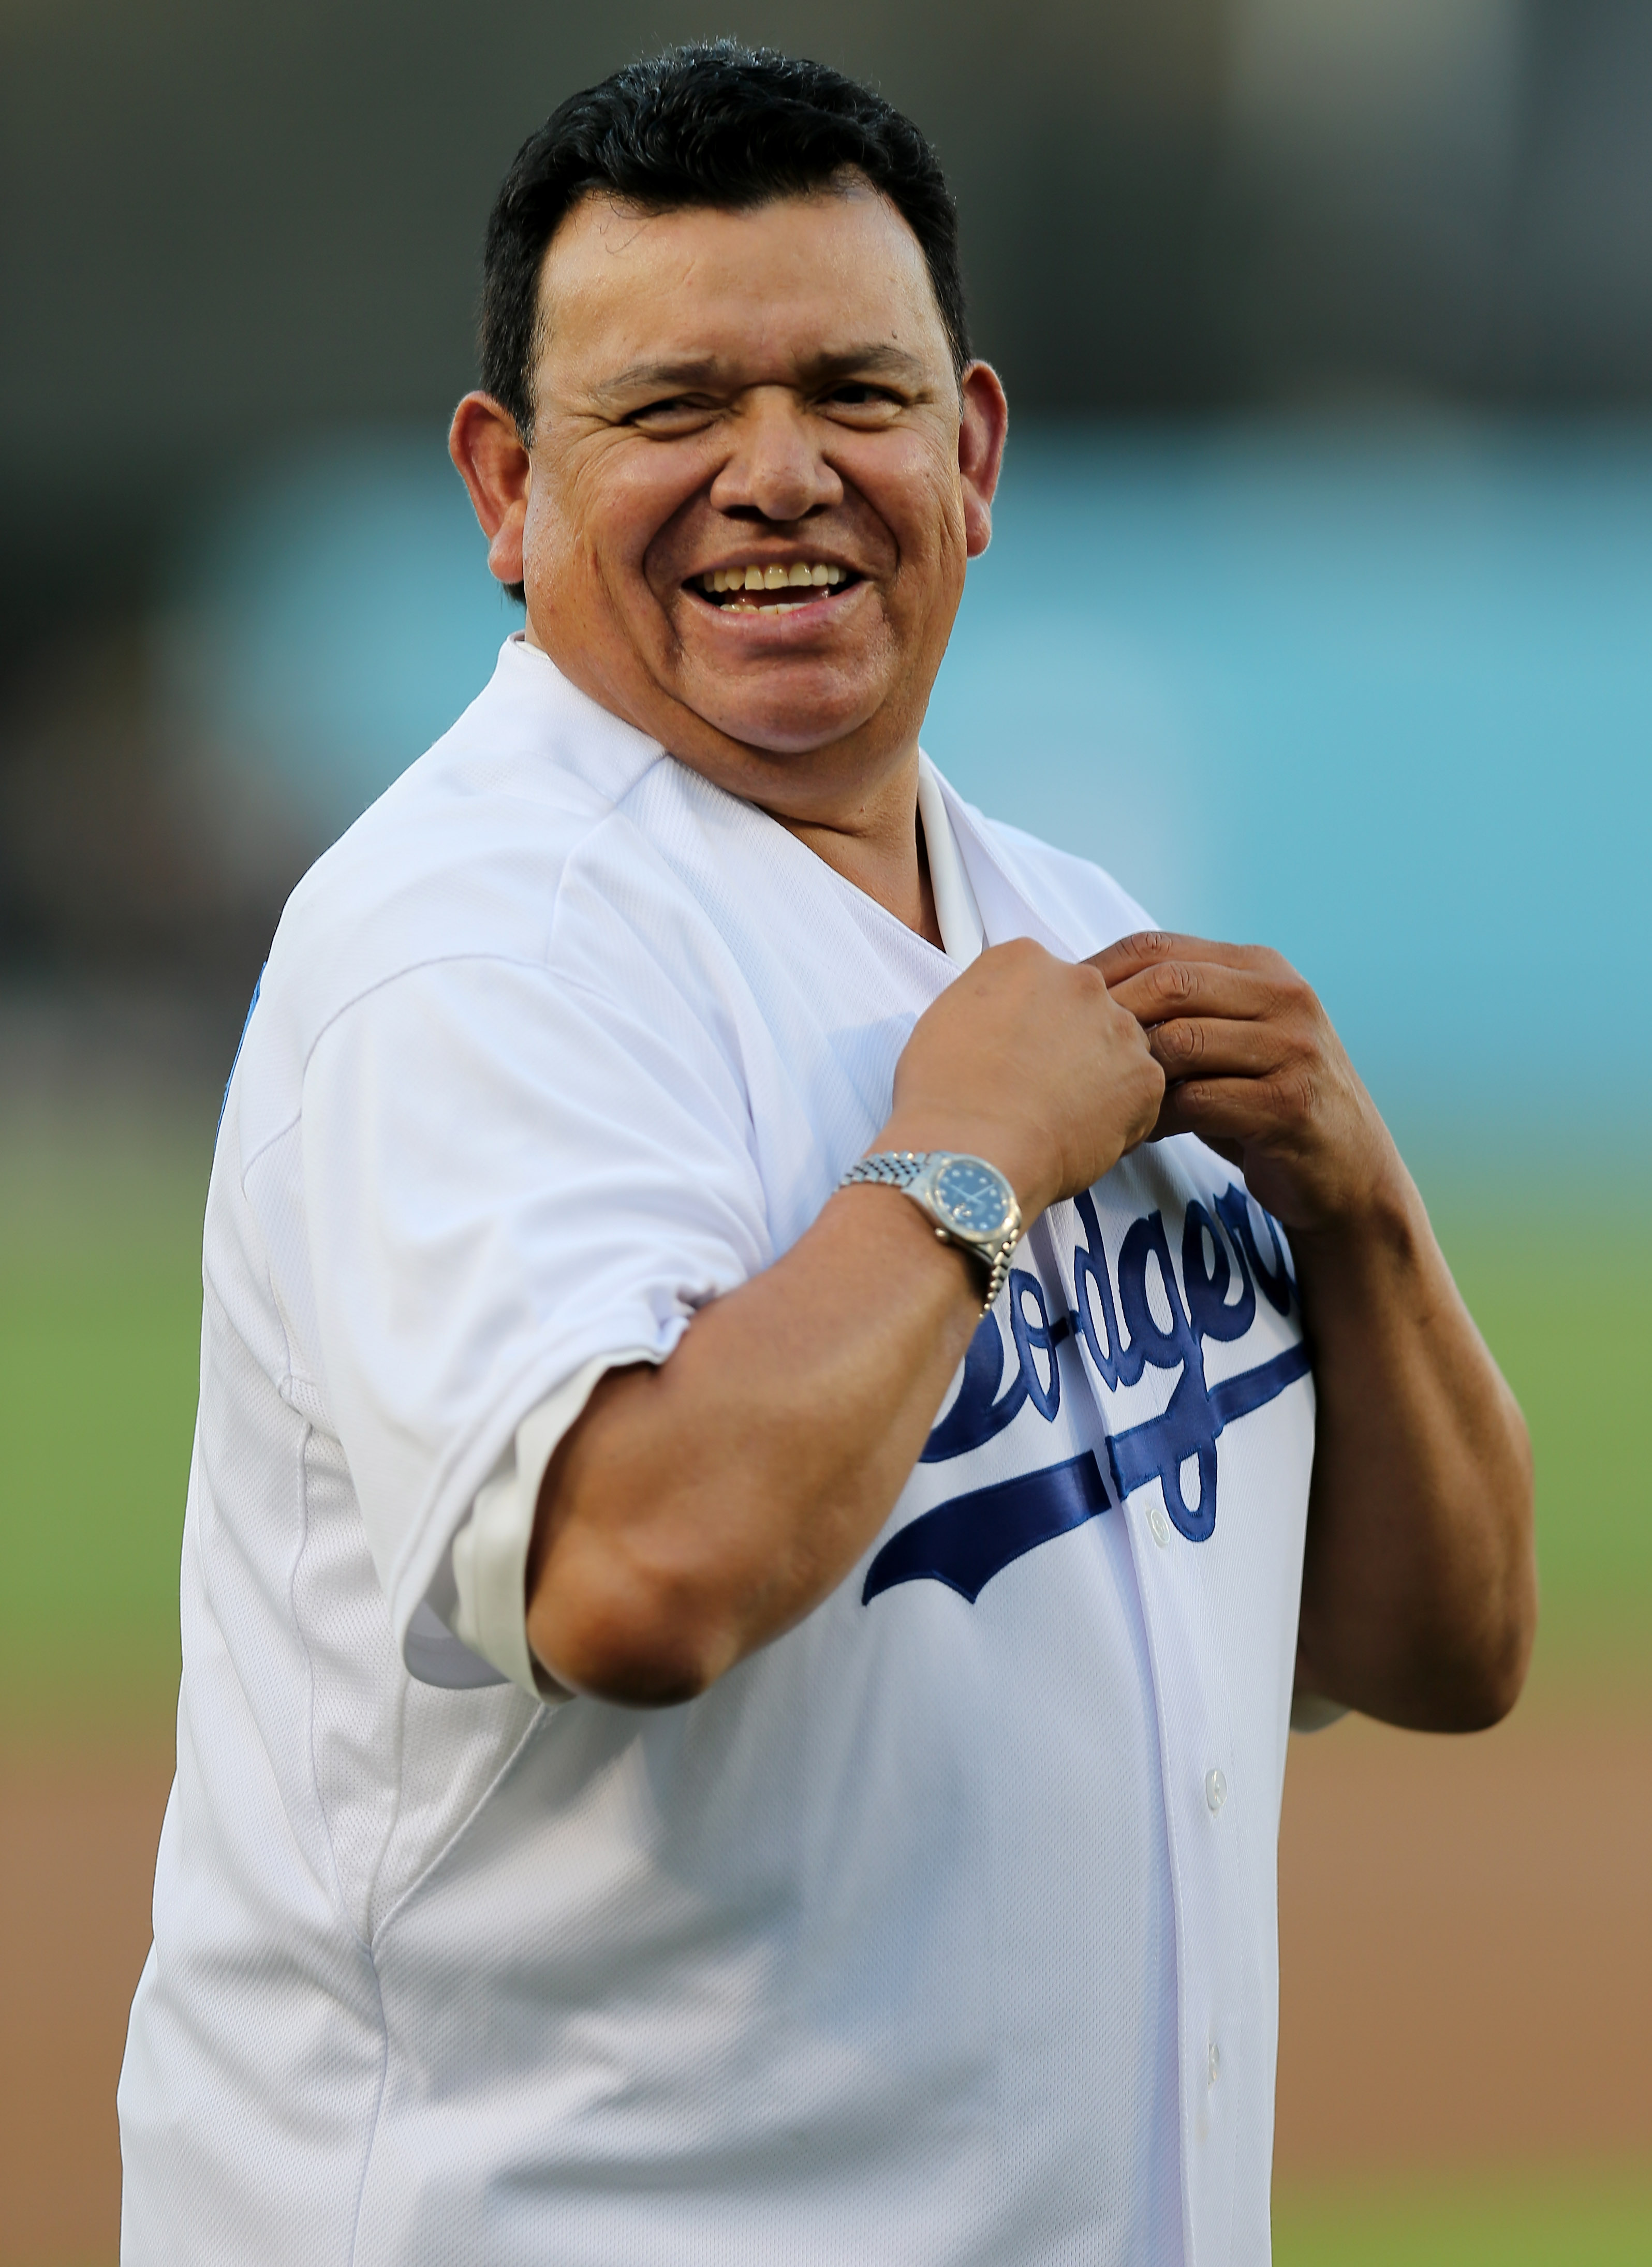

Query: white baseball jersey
[{"left": 119, "top": 636, "right": 1315, "bottom": 2266}]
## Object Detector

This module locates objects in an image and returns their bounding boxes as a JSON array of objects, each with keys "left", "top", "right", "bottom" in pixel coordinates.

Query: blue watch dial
[{"left": 932, "top": 1156, "right": 1014, "bottom": 1239}]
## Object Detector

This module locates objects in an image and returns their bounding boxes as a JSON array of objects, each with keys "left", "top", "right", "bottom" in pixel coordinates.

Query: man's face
[{"left": 478, "top": 182, "right": 1004, "bottom": 818}]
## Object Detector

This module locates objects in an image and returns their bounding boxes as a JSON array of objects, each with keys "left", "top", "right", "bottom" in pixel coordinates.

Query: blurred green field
[
  {"left": 1432, "top": 1193, "right": 1652, "bottom": 1682},
  {"left": 0, "top": 1132, "right": 210, "bottom": 1718},
  {"left": 1273, "top": 2171, "right": 1652, "bottom": 2265},
  {"left": 2, "top": 1130, "right": 1648, "bottom": 1716}
]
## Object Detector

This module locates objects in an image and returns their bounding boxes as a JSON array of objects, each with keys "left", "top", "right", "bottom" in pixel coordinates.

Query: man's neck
[{"left": 765, "top": 754, "right": 943, "bottom": 951}]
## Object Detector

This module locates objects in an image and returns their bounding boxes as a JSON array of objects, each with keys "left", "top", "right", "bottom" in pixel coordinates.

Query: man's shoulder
[
  {"left": 282, "top": 639, "right": 659, "bottom": 954},
  {"left": 236, "top": 644, "right": 672, "bottom": 1149}
]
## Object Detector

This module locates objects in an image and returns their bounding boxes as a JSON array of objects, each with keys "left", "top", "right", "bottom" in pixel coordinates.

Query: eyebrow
[{"left": 592, "top": 342, "right": 932, "bottom": 405}]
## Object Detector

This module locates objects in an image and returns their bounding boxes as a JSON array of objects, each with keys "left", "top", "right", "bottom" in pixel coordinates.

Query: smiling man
[{"left": 119, "top": 45, "right": 1536, "bottom": 2267}]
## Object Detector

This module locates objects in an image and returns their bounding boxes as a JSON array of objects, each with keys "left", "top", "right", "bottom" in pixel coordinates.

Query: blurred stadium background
[{"left": 2, "top": 3, "right": 1648, "bottom": 2260}]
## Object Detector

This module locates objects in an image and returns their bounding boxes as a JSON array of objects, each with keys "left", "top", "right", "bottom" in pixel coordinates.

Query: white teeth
[{"left": 699, "top": 563, "right": 851, "bottom": 600}]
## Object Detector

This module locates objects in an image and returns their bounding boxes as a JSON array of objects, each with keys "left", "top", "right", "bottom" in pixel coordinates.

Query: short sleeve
[{"left": 298, "top": 952, "right": 770, "bottom": 1684}]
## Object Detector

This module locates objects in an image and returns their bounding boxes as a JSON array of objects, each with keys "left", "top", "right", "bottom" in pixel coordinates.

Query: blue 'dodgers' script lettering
[{"left": 863, "top": 1184, "right": 1311, "bottom": 1604}]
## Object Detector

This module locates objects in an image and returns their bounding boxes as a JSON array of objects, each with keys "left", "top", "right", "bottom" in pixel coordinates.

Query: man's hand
[
  {"left": 882, "top": 937, "right": 1166, "bottom": 1217},
  {"left": 1096, "top": 930, "right": 1538, "bottom": 1734},
  {"left": 1093, "top": 931, "right": 1399, "bottom": 1236}
]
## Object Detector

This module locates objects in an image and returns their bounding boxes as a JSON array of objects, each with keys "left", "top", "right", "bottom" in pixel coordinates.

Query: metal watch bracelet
[{"left": 837, "top": 1150, "right": 1020, "bottom": 1314}]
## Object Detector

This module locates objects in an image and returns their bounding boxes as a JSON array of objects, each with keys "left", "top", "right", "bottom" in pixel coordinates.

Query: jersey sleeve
[{"left": 297, "top": 951, "right": 769, "bottom": 1690}]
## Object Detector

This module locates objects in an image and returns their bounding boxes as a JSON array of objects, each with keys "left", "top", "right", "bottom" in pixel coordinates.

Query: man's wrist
[
  {"left": 1283, "top": 1145, "right": 1424, "bottom": 1273},
  {"left": 830, "top": 1177, "right": 986, "bottom": 1313},
  {"left": 844, "top": 1142, "right": 1024, "bottom": 1313}
]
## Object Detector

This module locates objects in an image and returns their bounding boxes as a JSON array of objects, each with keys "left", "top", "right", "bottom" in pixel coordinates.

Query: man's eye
[
  {"left": 824, "top": 384, "right": 896, "bottom": 408},
  {"left": 629, "top": 397, "right": 713, "bottom": 426}
]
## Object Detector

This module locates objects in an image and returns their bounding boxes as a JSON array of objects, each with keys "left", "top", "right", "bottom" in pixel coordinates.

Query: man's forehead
[{"left": 534, "top": 186, "right": 947, "bottom": 379}]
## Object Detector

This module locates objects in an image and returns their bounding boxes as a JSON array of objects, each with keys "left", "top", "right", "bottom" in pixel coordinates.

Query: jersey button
[
  {"left": 1204, "top": 1767, "right": 1228, "bottom": 1813},
  {"left": 1147, "top": 1504, "right": 1170, "bottom": 1548}
]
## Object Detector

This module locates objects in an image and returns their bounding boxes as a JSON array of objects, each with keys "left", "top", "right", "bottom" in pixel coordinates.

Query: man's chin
[
  {"left": 706, "top": 715, "right": 862, "bottom": 761},
  {"left": 663, "top": 670, "right": 888, "bottom": 766}
]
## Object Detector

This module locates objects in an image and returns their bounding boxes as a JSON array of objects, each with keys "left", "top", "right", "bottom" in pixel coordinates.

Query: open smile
[{"left": 687, "top": 561, "right": 862, "bottom": 616}]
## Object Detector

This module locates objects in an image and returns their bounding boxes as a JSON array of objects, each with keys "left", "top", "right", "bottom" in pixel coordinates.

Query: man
[{"left": 120, "top": 43, "right": 1535, "bottom": 2266}]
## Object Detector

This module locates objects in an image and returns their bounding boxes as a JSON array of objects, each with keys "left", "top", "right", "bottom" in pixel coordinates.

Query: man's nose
[{"left": 709, "top": 390, "right": 843, "bottom": 523}]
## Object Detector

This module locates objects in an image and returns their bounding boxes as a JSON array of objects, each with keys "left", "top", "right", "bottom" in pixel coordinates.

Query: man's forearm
[
  {"left": 1292, "top": 1170, "right": 1536, "bottom": 1730},
  {"left": 526, "top": 1184, "right": 984, "bottom": 1705}
]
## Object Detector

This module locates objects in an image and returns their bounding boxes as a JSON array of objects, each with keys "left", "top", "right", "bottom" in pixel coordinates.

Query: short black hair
[{"left": 479, "top": 41, "right": 970, "bottom": 450}]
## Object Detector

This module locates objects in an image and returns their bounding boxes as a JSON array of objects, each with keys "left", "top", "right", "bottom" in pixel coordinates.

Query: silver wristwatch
[{"left": 837, "top": 1150, "right": 1022, "bottom": 1311}]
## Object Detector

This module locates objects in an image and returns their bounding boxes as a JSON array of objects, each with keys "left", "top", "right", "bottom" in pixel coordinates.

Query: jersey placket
[{"left": 1041, "top": 1193, "right": 1245, "bottom": 2267}]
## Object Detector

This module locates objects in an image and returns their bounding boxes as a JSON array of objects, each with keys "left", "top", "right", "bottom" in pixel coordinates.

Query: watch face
[{"left": 931, "top": 1155, "right": 1014, "bottom": 1241}]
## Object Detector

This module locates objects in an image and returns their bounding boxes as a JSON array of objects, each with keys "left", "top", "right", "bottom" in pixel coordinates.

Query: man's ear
[
  {"left": 958, "top": 362, "right": 1009, "bottom": 560},
  {"left": 449, "top": 393, "right": 531, "bottom": 589}
]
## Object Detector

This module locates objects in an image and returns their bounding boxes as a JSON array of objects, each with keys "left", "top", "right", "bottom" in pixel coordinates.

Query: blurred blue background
[
  {"left": 935, "top": 425, "right": 1652, "bottom": 1142},
  {"left": 158, "top": 419, "right": 1652, "bottom": 1144}
]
